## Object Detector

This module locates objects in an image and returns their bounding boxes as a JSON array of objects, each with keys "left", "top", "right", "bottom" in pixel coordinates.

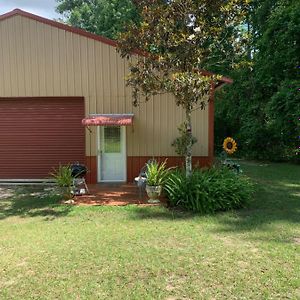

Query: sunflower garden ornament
[
  {"left": 223, "top": 137, "right": 237, "bottom": 155},
  {"left": 222, "top": 137, "right": 241, "bottom": 174}
]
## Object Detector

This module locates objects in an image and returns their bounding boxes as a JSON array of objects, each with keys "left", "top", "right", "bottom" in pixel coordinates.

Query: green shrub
[
  {"left": 50, "top": 165, "right": 74, "bottom": 199},
  {"left": 164, "top": 166, "right": 254, "bottom": 213}
]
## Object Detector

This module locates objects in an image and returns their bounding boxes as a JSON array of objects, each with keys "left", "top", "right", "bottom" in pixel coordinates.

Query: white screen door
[{"left": 98, "top": 126, "right": 126, "bottom": 182}]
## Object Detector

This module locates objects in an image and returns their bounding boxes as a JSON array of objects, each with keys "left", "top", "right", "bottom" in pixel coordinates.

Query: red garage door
[{"left": 0, "top": 97, "right": 85, "bottom": 179}]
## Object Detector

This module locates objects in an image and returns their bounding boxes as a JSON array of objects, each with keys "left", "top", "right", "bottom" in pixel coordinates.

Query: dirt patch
[
  {"left": 292, "top": 237, "right": 300, "bottom": 245},
  {"left": 0, "top": 187, "right": 16, "bottom": 199},
  {"left": 73, "top": 196, "right": 163, "bottom": 207}
]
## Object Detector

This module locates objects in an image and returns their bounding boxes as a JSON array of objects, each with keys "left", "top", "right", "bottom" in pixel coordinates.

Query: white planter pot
[{"left": 146, "top": 185, "right": 162, "bottom": 203}]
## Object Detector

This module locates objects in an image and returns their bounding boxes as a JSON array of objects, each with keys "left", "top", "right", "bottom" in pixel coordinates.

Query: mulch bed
[{"left": 71, "top": 184, "right": 167, "bottom": 207}]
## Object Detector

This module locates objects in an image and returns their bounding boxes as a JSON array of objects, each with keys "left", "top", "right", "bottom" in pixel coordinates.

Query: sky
[{"left": 0, "top": 0, "right": 60, "bottom": 19}]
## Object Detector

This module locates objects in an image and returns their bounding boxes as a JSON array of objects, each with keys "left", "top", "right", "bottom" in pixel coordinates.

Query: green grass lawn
[{"left": 0, "top": 161, "right": 299, "bottom": 299}]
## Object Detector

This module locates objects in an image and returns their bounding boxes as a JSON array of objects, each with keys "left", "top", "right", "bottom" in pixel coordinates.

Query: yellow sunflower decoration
[{"left": 223, "top": 137, "right": 237, "bottom": 155}]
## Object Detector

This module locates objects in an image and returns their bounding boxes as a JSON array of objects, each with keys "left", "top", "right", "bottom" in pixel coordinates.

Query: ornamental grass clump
[
  {"left": 145, "top": 159, "right": 171, "bottom": 186},
  {"left": 50, "top": 165, "right": 74, "bottom": 199},
  {"left": 164, "top": 166, "right": 254, "bottom": 214}
]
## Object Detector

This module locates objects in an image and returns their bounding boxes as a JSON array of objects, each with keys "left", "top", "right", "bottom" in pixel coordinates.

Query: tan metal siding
[
  {"left": 0, "top": 15, "right": 209, "bottom": 157},
  {"left": 0, "top": 97, "right": 85, "bottom": 179}
]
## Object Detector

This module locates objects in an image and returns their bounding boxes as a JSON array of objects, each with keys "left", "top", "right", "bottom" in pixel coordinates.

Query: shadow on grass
[
  {"left": 0, "top": 186, "right": 72, "bottom": 221},
  {"left": 214, "top": 186, "right": 300, "bottom": 232},
  {"left": 211, "top": 162, "right": 300, "bottom": 234},
  {"left": 130, "top": 162, "right": 300, "bottom": 230},
  {"left": 129, "top": 205, "right": 196, "bottom": 221}
]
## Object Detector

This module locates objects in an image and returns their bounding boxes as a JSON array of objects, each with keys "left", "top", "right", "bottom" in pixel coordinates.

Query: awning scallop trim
[{"left": 82, "top": 114, "right": 134, "bottom": 126}]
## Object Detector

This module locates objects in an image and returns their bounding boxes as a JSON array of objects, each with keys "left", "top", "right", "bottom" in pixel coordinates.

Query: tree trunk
[{"left": 185, "top": 108, "right": 192, "bottom": 177}]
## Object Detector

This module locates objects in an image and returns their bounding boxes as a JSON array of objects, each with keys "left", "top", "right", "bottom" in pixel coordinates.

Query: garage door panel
[{"left": 0, "top": 97, "right": 85, "bottom": 179}]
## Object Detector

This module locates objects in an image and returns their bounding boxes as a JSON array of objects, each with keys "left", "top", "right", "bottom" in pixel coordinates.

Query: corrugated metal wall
[{"left": 0, "top": 15, "right": 209, "bottom": 157}]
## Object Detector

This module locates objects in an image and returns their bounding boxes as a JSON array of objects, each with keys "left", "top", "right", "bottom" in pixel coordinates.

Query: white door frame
[{"left": 97, "top": 126, "right": 127, "bottom": 183}]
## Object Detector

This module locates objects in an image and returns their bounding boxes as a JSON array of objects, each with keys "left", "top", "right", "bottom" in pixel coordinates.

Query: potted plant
[{"left": 145, "top": 159, "right": 170, "bottom": 203}]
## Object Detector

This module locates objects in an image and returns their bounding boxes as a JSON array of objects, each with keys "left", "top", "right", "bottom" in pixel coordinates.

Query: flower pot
[{"left": 146, "top": 185, "right": 162, "bottom": 203}]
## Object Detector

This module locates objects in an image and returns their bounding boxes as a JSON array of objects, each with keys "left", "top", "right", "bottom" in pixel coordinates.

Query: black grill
[{"left": 71, "top": 163, "right": 87, "bottom": 178}]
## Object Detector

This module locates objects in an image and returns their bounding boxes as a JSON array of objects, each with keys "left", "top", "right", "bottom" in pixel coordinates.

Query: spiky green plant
[
  {"left": 50, "top": 165, "right": 74, "bottom": 199},
  {"left": 145, "top": 159, "right": 171, "bottom": 186}
]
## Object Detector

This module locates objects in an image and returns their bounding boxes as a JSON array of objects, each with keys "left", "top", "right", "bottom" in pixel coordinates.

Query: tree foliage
[
  {"left": 56, "top": 0, "right": 140, "bottom": 39},
  {"left": 118, "top": 0, "right": 249, "bottom": 175},
  {"left": 215, "top": 0, "right": 300, "bottom": 161},
  {"left": 54, "top": 0, "right": 299, "bottom": 162}
]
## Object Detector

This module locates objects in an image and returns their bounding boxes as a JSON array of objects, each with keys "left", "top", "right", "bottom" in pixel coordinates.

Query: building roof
[
  {"left": 0, "top": 9, "right": 233, "bottom": 87},
  {"left": 0, "top": 8, "right": 118, "bottom": 47}
]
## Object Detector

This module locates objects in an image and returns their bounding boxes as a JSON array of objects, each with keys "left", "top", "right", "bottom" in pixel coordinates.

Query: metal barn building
[{"left": 0, "top": 9, "right": 231, "bottom": 183}]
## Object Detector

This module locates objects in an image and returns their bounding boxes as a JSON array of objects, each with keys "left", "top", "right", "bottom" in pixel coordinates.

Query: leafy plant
[
  {"left": 172, "top": 123, "right": 197, "bottom": 156},
  {"left": 50, "top": 165, "right": 74, "bottom": 199},
  {"left": 215, "top": 0, "right": 300, "bottom": 162},
  {"left": 118, "top": 0, "right": 249, "bottom": 176},
  {"left": 164, "top": 166, "right": 254, "bottom": 213},
  {"left": 145, "top": 160, "right": 171, "bottom": 186}
]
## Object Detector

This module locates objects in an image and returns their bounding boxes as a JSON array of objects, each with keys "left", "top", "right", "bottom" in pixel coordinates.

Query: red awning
[{"left": 82, "top": 114, "right": 134, "bottom": 126}]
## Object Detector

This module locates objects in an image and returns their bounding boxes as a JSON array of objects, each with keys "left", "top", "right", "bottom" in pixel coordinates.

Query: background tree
[
  {"left": 215, "top": 0, "right": 300, "bottom": 161},
  {"left": 118, "top": 0, "right": 249, "bottom": 176},
  {"left": 56, "top": 0, "right": 140, "bottom": 39},
  {"left": 56, "top": 0, "right": 299, "bottom": 163}
]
